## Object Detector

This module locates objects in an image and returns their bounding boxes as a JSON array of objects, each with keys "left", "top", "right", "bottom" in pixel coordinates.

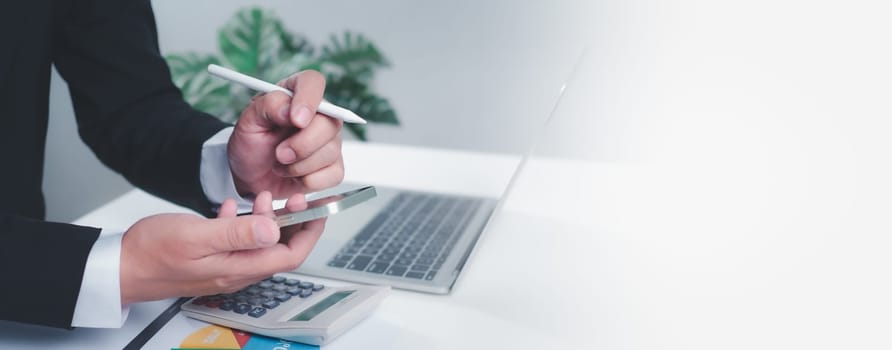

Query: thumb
[{"left": 201, "top": 215, "right": 281, "bottom": 254}]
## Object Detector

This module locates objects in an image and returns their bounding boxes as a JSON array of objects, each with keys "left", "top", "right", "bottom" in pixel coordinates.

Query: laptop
[{"left": 294, "top": 50, "right": 590, "bottom": 294}]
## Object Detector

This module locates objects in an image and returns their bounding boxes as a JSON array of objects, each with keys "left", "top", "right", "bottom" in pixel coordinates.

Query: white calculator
[{"left": 181, "top": 273, "right": 389, "bottom": 345}]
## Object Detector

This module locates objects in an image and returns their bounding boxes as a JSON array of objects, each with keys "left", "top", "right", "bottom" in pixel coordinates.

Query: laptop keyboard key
[
  {"left": 347, "top": 256, "right": 372, "bottom": 271},
  {"left": 405, "top": 271, "right": 425, "bottom": 279},
  {"left": 367, "top": 262, "right": 389, "bottom": 274},
  {"left": 425, "top": 271, "right": 438, "bottom": 281},
  {"left": 385, "top": 265, "right": 408, "bottom": 277}
]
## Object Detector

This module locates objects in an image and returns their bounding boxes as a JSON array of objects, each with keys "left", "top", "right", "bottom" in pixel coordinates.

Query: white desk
[{"left": 6, "top": 137, "right": 892, "bottom": 349}]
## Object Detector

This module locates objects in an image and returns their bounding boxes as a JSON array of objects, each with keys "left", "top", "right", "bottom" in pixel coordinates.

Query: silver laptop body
[{"left": 295, "top": 184, "right": 499, "bottom": 294}]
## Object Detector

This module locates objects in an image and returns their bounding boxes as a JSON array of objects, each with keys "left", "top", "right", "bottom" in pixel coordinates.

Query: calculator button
[
  {"left": 312, "top": 284, "right": 325, "bottom": 292},
  {"left": 248, "top": 307, "right": 267, "bottom": 318},
  {"left": 258, "top": 281, "right": 273, "bottom": 289},
  {"left": 272, "top": 284, "right": 287, "bottom": 292},
  {"left": 234, "top": 295, "right": 248, "bottom": 303},
  {"left": 405, "top": 271, "right": 425, "bottom": 279},
  {"left": 285, "top": 287, "right": 301, "bottom": 295},
  {"left": 262, "top": 300, "right": 280, "bottom": 309},
  {"left": 260, "top": 291, "right": 276, "bottom": 298},
  {"left": 284, "top": 279, "right": 300, "bottom": 286},
  {"left": 271, "top": 276, "right": 286, "bottom": 283},
  {"left": 234, "top": 304, "right": 253, "bottom": 314},
  {"left": 247, "top": 297, "right": 266, "bottom": 305},
  {"left": 274, "top": 293, "right": 292, "bottom": 302},
  {"left": 299, "top": 289, "right": 313, "bottom": 298},
  {"left": 245, "top": 287, "right": 262, "bottom": 295},
  {"left": 219, "top": 301, "right": 235, "bottom": 311},
  {"left": 298, "top": 281, "right": 314, "bottom": 289}
]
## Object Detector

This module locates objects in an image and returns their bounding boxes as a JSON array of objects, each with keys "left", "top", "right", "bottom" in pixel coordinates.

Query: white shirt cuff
[
  {"left": 71, "top": 229, "right": 130, "bottom": 328},
  {"left": 71, "top": 127, "right": 251, "bottom": 328},
  {"left": 200, "top": 126, "right": 254, "bottom": 212}
]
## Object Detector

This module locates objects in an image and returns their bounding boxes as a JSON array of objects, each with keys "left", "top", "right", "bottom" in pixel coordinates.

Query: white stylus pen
[{"left": 207, "top": 64, "right": 367, "bottom": 124}]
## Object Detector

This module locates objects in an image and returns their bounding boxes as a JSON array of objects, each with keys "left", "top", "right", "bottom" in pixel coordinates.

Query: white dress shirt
[{"left": 70, "top": 127, "right": 253, "bottom": 327}]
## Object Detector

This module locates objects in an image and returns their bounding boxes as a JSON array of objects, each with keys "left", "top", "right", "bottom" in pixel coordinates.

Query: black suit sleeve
[
  {"left": 53, "top": 0, "right": 229, "bottom": 216},
  {"left": 0, "top": 0, "right": 229, "bottom": 328},
  {"left": 0, "top": 214, "right": 100, "bottom": 328}
]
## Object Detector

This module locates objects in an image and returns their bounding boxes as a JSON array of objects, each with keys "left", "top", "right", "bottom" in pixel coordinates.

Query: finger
[
  {"left": 285, "top": 193, "right": 308, "bottom": 212},
  {"left": 283, "top": 218, "right": 327, "bottom": 259},
  {"left": 252, "top": 191, "right": 275, "bottom": 217},
  {"left": 216, "top": 244, "right": 297, "bottom": 278},
  {"left": 280, "top": 70, "right": 326, "bottom": 128},
  {"left": 274, "top": 138, "right": 341, "bottom": 177},
  {"left": 241, "top": 91, "right": 294, "bottom": 132},
  {"left": 299, "top": 157, "right": 346, "bottom": 192},
  {"left": 222, "top": 218, "right": 326, "bottom": 277},
  {"left": 275, "top": 115, "right": 342, "bottom": 165},
  {"left": 217, "top": 198, "right": 238, "bottom": 218},
  {"left": 193, "top": 215, "right": 281, "bottom": 256}
]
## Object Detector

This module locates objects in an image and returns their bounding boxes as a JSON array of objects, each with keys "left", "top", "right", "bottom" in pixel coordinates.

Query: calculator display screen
[{"left": 290, "top": 291, "right": 355, "bottom": 321}]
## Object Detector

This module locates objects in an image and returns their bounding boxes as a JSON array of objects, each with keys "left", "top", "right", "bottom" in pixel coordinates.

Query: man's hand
[
  {"left": 228, "top": 70, "right": 344, "bottom": 200},
  {"left": 119, "top": 193, "right": 324, "bottom": 304}
]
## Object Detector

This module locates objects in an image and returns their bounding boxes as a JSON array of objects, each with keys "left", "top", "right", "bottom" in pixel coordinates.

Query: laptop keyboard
[{"left": 326, "top": 192, "right": 482, "bottom": 281}]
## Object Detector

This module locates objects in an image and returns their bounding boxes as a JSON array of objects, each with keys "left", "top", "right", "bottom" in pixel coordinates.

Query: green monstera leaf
[
  {"left": 219, "top": 7, "right": 282, "bottom": 76},
  {"left": 166, "top": 6, "right": 398, "bottom": 140},
  {"left": 166, "top": 53, "right": 235, "bottom": 121},
  {"left": 320, "top": 32, "right": 389, "bottom": 83}
]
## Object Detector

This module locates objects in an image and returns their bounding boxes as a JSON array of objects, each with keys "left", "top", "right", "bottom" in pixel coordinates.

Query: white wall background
[{"left": 43, "top": 1, "right": 597, "bottom": 221}]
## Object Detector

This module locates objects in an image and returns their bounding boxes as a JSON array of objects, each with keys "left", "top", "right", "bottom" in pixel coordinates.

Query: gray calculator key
[
  {"left": 245, "top": 287, "right": 261, "bottom": 295},
  {"left": 248, "top": 307, "right": 267, "bottom": 318},
  {"left": 274, "top": 293, "right": 292, "bottom": 302},
  {"left": 260, "top": 291, "right": 276, "bottom": 298},
  {"left": 284, "top": 279, "right": 300, "bottom": 286},
  {"left": 285, "top": 287, "right": 301, "bottom": 295},
  {"left": 219, "top": 301, "right": 235, "bottom": 311},
  {"left": 262, "top": 300, "right": 280, "bottom": 309},
  {"left": 298, "top": 281, "right": 314, "bottom": 289},
  {"left": 234, "top": 304, "right": 252, "bottom": 314},
  {"left": 248, "top": 297, "right": 266, "bottom": 305},
  {"left": 258, "top": 281, "right": 273, "bottom": 289},
  {"left": 271, "top": 276, "right": 286, "bottom": 283},
  {"left": 312, "top": 284, "right": 325, "bottom": 291},
  {"left": 410, "top": 264, "right": 430, "bottom": 271},
  {"left": 405, "top": 271, "right": 425, "bottom": 279},
  {"left": 272, "top": 284, "right": 287, "bottom": 292},
  {"left": 299, "top": 289, "right": 313, "bottom": 298}
]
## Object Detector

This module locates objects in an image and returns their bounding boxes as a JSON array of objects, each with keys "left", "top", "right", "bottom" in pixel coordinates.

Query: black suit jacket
[{"left": 0, "top": 0, "right": 228, "bottom": 328}]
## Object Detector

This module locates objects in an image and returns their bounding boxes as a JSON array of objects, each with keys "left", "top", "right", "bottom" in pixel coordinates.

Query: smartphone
[{"left": 272, "top": 186, "right": 377, "bottom": 228}]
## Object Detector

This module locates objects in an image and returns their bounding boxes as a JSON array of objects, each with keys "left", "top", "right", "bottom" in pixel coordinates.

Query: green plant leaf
[
  {"left": 165, "top": 53, "right": 234, "bottom": 121},
  {"left": 345, "top": 123, "right": 368, "bottom": 141},
  {"left": 277, "top": 22, "right": 314, "bottom": 57},
  {"left": 260, "top": 53, "right": 321, "bottom": 84},
  {"left": 319, "top": 32, "right": 389, "bottom": 83},
  {"left": 219, "top": 7, "right": 283, "bottom": 75},
  {"left": 325, "top": 75, "right": 399, "bottom": 127}
]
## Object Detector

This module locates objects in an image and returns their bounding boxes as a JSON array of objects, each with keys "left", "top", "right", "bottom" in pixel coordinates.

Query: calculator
[{"left": 181, "top": 273, "right": 389, "bottom": 346}]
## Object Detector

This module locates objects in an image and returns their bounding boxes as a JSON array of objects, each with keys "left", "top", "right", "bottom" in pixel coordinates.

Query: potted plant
[{"left": 165, "top": 7, "right": 398, "bottom": 140}]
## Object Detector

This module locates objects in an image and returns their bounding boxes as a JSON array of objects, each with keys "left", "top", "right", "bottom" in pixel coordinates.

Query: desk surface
[{"left": 5, "top": 138, "right": 892, "bottom": 349}]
